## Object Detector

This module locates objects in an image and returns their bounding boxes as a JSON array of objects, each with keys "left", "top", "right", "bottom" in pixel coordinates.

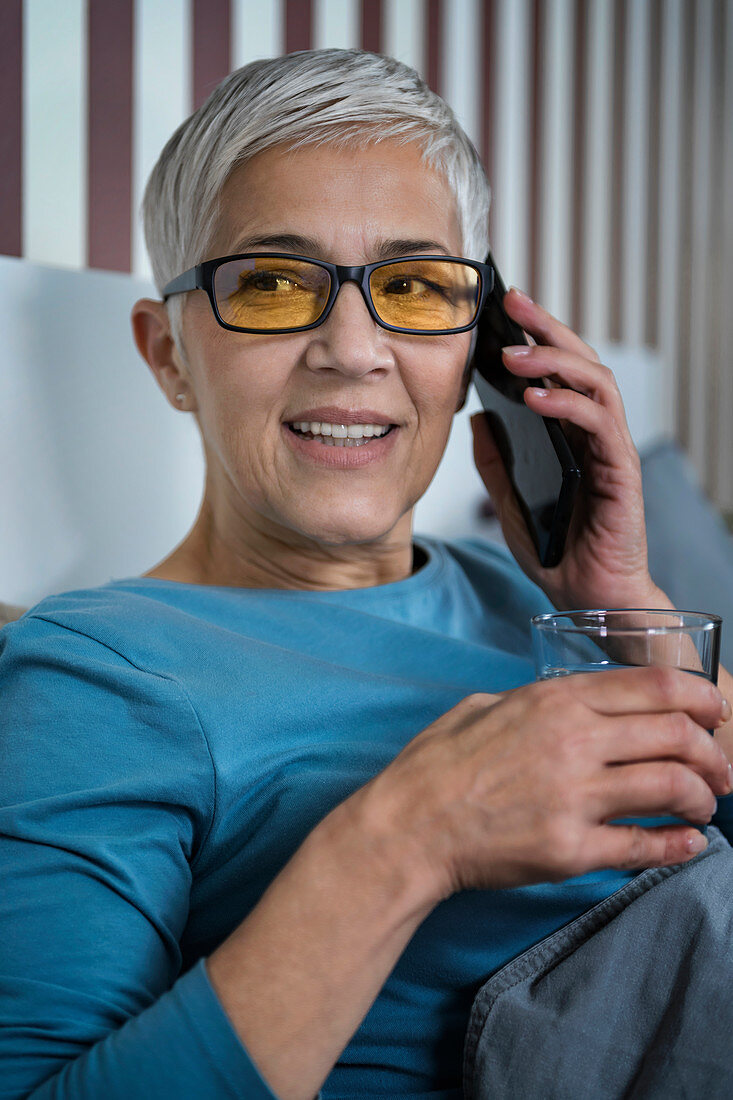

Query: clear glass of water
[{"left": 531, "top": 609, "right": 722, "bottom": 684}]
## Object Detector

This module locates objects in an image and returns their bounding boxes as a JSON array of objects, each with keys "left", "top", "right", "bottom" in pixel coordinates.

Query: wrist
[{"left": 320, "top": 782, "right": 445, "bottom": 920}]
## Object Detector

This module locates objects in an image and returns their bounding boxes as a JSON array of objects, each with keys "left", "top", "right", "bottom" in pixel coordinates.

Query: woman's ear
[{"left": 130, "top": 299, "right": 196, "bottom": 412}]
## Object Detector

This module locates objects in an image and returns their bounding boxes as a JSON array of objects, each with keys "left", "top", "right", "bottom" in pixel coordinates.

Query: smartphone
[{"left": 471, "top": 253, "right": 581, "bottom": 567}]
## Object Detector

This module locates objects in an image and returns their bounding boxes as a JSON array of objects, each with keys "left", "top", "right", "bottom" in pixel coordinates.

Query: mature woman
[{"left": 1, "top": 50, "right": 732, "bottom": 1100}]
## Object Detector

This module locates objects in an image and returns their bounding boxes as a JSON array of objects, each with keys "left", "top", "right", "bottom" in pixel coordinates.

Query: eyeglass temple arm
[{"left": 161, "top": 267, "right": 201, "bottom": 300}]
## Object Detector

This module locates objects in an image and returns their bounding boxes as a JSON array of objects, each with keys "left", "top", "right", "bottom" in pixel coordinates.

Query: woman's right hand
[{"left": 353, "top": 666, "right": 733, "bottom": 902}]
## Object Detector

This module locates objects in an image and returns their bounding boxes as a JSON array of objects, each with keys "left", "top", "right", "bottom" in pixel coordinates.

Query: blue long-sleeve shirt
[{"left": 1, "top": 537, "right": 731, "bottom": 1098}]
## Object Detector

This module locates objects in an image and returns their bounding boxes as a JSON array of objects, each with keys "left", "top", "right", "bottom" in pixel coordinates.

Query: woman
[{"left": 1, "top": 49, "right": 731, "bottom": 1100}]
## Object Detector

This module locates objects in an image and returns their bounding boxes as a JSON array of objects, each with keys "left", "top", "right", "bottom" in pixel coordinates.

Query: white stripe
[
  {"left": 232, "top": 0, "right": 284, "bottom": 66},
  {"left": 313, "top": 0, "right": 359, "bottom": 50},
  {"left": 441, "top": 0, "right": 481, "bottom": 151},
  {"left": 23, "top": 0, "right": 86, "bottom": 268},
  {"left": 620, "top": 0, "right": 649, "bottom": 347},
  {"left": 133, "top": 0, "right": 191, "bottom": 282},
  {"left": 538, "top": 0, "right": 574, "bottom": 324},
  {"left": 383, "top": 0, "right": 425, "bottom": 78},
  {"left": 687, "top": 0, "right": 715, "bottom": 481},
  {"left": 581, "top": 0, "right": 613, "bottom": 344},
  {"left": 719, "top": 0, "right": 733, "bottom": 508},
  {"left": 656, "top": 0, "right": 683, "bottom": 440},
  {"left": 487, "top": 0, "right": 530, "bottom": 288}
]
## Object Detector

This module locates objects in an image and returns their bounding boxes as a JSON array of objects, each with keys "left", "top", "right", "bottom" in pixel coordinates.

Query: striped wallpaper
[{"left": 2, "top": 0, "right": 732, "bottom": 509}]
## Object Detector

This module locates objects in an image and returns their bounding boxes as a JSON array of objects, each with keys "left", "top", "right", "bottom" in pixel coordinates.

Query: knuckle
[
  {"left": 667, "top": 711, "right": 697, "bottom": 747},
  {"left": 647, "top": 665, "right": 680, "bottom": 707},
  {"left": 622, "top": 824, "right": 650, "bottom": 868},
  {"left": 540, "top": 818, "right": 587, "bottom": 879},
  {"left": 658, "top": 762, "right": 689, "bottom": 806}
]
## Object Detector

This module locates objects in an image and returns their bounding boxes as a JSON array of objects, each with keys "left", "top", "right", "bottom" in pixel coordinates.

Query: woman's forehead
[{"left": 208, "top": 141, "right": 463, "bottom": 261}]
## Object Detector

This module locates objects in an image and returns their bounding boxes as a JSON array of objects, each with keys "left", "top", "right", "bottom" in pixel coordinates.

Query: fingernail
[
  {"left": 686, "top": 831, "right": 708, "bottom": 855},
  {"left": 510, "top": 286, "right": 534, "bottom": 304},
  {"left": 502, "top": 345, "right": 531, "bottom": 358},
  {"left": 721, "top": 698, "right": 732, "bottom": 722},
  {"left": 528, "top": 387, "right": 550, "bottom": 398}
]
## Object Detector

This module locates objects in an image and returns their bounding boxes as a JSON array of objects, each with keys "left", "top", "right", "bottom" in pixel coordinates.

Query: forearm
[{"left": 205, "top": 794, "right": 436, "bottom": 1100}]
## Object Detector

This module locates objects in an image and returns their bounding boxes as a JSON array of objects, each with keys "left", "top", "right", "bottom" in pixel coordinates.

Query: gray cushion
[{"left": 641, "top": 440, "right": 733, "bottom": 668}]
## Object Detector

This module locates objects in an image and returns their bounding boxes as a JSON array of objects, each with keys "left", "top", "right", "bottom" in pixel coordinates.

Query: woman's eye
[
  {"left": 239, "top": 272, "right": 297, "bottom": 293},
  {"left": 384, "top": 277, "right": 423, "bottom": 296}
]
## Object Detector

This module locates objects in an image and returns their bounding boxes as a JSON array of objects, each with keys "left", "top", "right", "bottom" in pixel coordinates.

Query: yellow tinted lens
[
  {"left": 370, "top": 260, "right": 480, "bottom": 330},
  {"left": 214, "top": 257, "right": 330, "bottom": 330}
]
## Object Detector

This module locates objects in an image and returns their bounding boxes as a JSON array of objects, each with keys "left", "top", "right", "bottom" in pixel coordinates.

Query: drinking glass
[
  {"left": 531, "top": 609, "right": 723, "bottom": 830},
  {"left": 531, "top": 609, "right": 721, "bottom": 684}
]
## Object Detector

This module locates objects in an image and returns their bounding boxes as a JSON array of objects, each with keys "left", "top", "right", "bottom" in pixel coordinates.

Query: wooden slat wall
[{"left": 6, "top": 0, "right": 732, "bottom": 508}]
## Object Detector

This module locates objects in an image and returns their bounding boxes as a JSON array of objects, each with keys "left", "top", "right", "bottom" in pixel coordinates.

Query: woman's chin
[{"left": 284, "top": 507, "right": 411, "bottom": 550}]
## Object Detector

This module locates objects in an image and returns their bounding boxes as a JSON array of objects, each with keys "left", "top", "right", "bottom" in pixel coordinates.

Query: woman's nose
[{"left": 303, "top": 282, "right": 396, "bottom": 378}]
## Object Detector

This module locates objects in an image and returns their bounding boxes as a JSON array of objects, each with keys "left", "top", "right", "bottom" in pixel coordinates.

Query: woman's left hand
[{"left": 471, "top": 287, "right": 670, "bottom": 612}]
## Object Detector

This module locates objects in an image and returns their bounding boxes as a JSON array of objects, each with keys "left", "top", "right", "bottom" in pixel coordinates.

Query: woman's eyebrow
[
  {"left": 225, "top": 235, "right": 452, "bottom": 259},
  {"left": 229, "top": 233, "right": 322, "bottom": 255},
  {"left": 372, "top": 239, "right": 451, "bottom": 260}
]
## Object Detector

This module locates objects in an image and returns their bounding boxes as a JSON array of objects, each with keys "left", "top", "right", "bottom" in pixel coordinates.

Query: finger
[
  {"left": 602, "top": 712, "right": 732, "bottom": 796},
  {"left": 521, "top": 385, "right": 638, "bottom": 469},
  {"left": 502, "top": 287, "right": 600, "bottom": 361},
  {"left": 597, "top": 760, "right": 718, "bottom": 825},
  {"left": 590, "top": 822, "right": 708, "bottom": 873},
  {"left": 502, "top": 345, "right": 629, "bottom": 424},
  {"left": 558, "top": 666, "right": 729, "bottom": 730}
]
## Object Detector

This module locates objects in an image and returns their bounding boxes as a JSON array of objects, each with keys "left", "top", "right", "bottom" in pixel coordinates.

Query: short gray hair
[{"left": 142, "top": 48, "right": 491, "bottom": 342}]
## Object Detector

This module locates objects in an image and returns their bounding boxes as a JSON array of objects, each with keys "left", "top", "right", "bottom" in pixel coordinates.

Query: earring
[{"left": 175, "top": 393, "right": 186, "bottom": 404}]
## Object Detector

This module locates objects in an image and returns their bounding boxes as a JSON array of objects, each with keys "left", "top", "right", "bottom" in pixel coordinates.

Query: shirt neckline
[{"left": 105, "top": 536, "right": 447, "bottom": 601}]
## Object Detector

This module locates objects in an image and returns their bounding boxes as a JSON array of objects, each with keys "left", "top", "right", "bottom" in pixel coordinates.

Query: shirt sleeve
[{"left": 0, "top": 614, "right": 279, "bottom": 1099}]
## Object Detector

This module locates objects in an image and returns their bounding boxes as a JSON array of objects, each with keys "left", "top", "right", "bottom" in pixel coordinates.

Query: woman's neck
[{"left": 143, "top": 501, "right": 417, "bottom": 591}]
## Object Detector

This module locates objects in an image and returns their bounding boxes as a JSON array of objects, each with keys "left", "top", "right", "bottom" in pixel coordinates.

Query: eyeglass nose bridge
[{"left": 319, "top": 263, "right": 378, "bottom": 327}]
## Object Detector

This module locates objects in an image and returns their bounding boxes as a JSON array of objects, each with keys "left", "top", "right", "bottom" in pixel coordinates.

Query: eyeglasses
[{"left": 161, "top": 253, "right": 494, "bottom": 335}]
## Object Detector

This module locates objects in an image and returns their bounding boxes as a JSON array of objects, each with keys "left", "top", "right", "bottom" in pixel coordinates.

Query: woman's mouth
[{"left": 288, "top": 420, "right": 396, "bottom": 448}]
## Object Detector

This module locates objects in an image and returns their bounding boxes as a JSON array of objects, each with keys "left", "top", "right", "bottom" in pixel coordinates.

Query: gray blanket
[{"left": 464, "top": 826, "right": 733, "bottom": 1099}]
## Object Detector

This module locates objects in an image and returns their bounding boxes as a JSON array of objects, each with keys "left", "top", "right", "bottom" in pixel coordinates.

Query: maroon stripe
[
  {"left": 285, "top": 0, "right": 312, "bottom": 54},
  {"left": 426, "top": 0, "right": 442, "bottom": 93},
  {"left": 87, "top": 0, "right": 134, "bottom": 272},
  {"left": 480, "top": 0, "right": 497, "bottom": 242},
  {"left": 528, "top": 0, "right": 544, "bottom": 301},
  {"left": 193, "top": 0, "right": 232, "bottom": 110},
  {"left": 644, "top": 0, "right": 662, "bottom": 348},
  {"left": 0, "top": 0, "right": 22, "bottom": 257},
  {"left": 608, "top": 0, "right": 626, "bottom": 340},
  {"left": 570, "top": 0, "right": 588, "bottom": 333},
  {"left": 361, "top": 0, "right": 382, "bottom": 54}
]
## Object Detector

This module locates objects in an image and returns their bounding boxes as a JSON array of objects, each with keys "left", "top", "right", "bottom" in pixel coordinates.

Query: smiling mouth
[{"left": 288, "top": 421, "right": 396, "bottom": 448}]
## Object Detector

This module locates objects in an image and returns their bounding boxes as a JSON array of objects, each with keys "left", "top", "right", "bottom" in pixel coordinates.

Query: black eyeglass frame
[{"left": 161, "top": 252, "right": 495, "bottom": 335}]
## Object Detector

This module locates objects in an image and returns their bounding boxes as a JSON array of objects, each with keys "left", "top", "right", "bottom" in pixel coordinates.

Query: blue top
[{"left": 1, "top": 537, "right": 731, "bottom": 1099}]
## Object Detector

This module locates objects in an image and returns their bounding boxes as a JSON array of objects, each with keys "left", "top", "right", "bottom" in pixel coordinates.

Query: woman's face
[{"left": 178, "top": 140, "right": 472, "bottom": 549}]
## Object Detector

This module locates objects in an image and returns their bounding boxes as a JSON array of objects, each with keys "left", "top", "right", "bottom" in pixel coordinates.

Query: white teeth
[{"left": 290, "top": 420, "right": 393, "bottom": 445}]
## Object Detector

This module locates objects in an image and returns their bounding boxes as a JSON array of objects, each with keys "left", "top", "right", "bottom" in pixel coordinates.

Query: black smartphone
[{"left": 471, "top": 253, "right": 581, "bottom": 567}]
